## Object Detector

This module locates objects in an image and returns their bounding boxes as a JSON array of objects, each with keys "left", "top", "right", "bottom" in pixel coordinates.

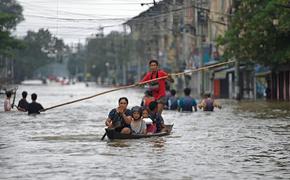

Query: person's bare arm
[
  {"left": 214, "top": 101, "right": 222, "bottom": 109},
  {"left": 198, "top": 100, "right": 205, "bottom": 109},
  {"left": 167, "top": 74, "right": 174, "bottom": 83},
  {"left": 117, "top": 107, "right": 132, "bottom": 125},
  {"left": 105, "top": 118, "right": 113, "bottom": 128},
  {"left": 122, "top": 113, "right": 132, "bottom": 125}
]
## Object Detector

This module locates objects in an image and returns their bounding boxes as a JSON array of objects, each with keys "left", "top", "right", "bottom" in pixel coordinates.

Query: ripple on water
[{"left": 1, "top": 85, "right": 290, "bottom": 179}]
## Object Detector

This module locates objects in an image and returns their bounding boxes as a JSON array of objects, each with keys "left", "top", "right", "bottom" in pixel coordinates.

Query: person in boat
[
  {"left": 140, "top": 90, "right": 155, "bottom": 108},
  {"left": 139, "top": 59, "right": 174, "bottom": 115},
  {"left": 27, "top": 93, "right": 44, "bottom": 115},
  {"left": 4, "top": 91, "right": 12, "bottom": 112},
  {"left": 130, "top": 106, "right": 147, "bottom": 135},
  {"left": 198, "top": 93, "right": 221, "bottom": 111},
  {"left": 168, "top": 89, "right": 178, "bottom": 110},
  {"left": 105, "top": 97, "right": 132, "bottom": 134},
  {"left": 148, "top": 101, "right": 167, "bottom": 133},
  {"left": 178, "top": 88, "right": 197, "bottom": 112},
  {"left": 17, "top": 91, "right": 29, "bottom": 112},
  {"left": 142, "top": 107, "right": 155, "bottom": 134}
]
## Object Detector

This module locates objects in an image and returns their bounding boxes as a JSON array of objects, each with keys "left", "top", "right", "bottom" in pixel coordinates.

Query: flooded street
[{"left": 0, "top": 84, "right": 290, "bottom": 179}]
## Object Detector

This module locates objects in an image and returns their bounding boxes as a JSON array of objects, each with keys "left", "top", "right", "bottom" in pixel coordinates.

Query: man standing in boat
[{"left": 139, "top": 59, "right": 174, "bottom": 115}]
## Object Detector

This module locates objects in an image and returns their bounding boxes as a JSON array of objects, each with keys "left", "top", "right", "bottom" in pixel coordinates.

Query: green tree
[
  {"left": 84, "top": 31, "right": 137, "bottom": 83},
  {"left": 218, "top": 0, "right": 290, "bottom": 67},
  {"left": 0, "top": 0, "right": 23, "bottom": 55},
  {"left": 67, "top": 43, "right": 85, "bottom": 79},
  {"left": 14, "top": 29, "right": 67, "bottom": 81}
]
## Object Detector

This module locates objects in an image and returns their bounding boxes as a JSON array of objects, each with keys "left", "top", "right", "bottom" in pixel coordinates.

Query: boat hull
[{"left": 105, "top": 124, "right": 173, "bottom": 140}]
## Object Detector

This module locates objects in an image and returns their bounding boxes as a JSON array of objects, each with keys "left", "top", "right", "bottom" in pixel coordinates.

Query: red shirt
[{"left": 140, "top": 70, "right": 168, "bottom": 100}]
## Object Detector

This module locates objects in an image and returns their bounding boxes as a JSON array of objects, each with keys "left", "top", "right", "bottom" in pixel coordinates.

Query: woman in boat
[
  {"left": 105, "top": 97, "right": 132, "bottom": 134},
  {"left": 130, "top": 106, "right": 147, "bottom": 135}
]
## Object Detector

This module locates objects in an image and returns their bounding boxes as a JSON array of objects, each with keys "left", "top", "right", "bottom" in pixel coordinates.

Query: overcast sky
[{"left": 14, "top": 0, "right": 158, "bottom": 45}]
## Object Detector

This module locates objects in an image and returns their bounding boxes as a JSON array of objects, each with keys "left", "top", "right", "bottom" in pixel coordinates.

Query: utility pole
[
  {"left": 183, "top": 0, "right": 189, "bottom": 88},
  {"left": 234, "top": 58, "right": 240, "bottom": 100},
  {"left": 122, "top": 24, "right": 127, "bottom": 85},
  {"left": 196, "top": 0, "right": 204, "bottom": 96}
]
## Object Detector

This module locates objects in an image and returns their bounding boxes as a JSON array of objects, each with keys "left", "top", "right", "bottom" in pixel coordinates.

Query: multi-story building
[{"left": 126, "top": 0, "right": 258, "bottom": 99}]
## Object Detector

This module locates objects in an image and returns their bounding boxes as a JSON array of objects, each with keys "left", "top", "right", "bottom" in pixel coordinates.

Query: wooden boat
[{"left": 105, "top": 124, "right": 173, "bottom": 140}]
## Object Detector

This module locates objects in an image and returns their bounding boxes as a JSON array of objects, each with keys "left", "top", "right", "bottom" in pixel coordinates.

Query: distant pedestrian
[
  {"left": 17, "top": 91, "right": 29, "bottom": 112},
  {"left": 4, "top": 91, "right": 12, "bottom": 112},
  {"left": 265, "top": 87, "right": 271, "bottom": 100},
  {"left": 178, "top": 88, "right": 197, "bottom": 112},
  {"left": 168, "top": 89, "right": 178, "bottom": 110},
  {"left": 198, "top": 93, "right": 221, "bottom": 111},
  {"left": 27, "top": 93, "right": 44, "bottom": 115}
]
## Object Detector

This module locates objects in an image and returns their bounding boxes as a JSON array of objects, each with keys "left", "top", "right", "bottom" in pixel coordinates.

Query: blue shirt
[
  {"left": 168, "top": 96, "right": 178, "bottom": 110},
  {"left": 108, "top": 108, "right": 131, "bottom": 128},
  {"left": 178, "top": 96, "right": 197, "bottom": 112}
]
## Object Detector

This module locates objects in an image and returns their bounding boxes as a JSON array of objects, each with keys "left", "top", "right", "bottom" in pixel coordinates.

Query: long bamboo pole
[{"left": 42, "top": 60, "right": 235, "bottom": 112}]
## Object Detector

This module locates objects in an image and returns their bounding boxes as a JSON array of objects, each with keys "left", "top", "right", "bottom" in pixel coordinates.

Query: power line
[{"left": 25, "top": 14, "right": 128, "bottom": 21}]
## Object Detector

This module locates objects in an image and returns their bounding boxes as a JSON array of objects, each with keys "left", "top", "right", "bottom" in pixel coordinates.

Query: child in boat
[
  {"left": 178, "top": 88, "right": 197, "bottom": 112},
  {"left": 142, "top": 107, "right": 156, "bottom": 134},
  {"left": 148, "top": 101, "right": 168, "bottom": 133},
  {"left": 130, "top": 106, "right": 147, "bottom": 135},
  {"left": 141, "top": 90, "right": 155, "bottom": 108}
]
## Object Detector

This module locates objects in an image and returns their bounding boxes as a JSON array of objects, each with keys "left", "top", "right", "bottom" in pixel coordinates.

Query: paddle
[
  {"left": 41, "top": 83, "right": 137, "bottom": 112},
  {"left": 11, "top": 87, "right": 18, "bottom": 109},
  {"left": 41, "top": 60, "right": 234, "bottom": 112},
  {"left": 101, "top": 132, "right": 107, "bottom": 140}
]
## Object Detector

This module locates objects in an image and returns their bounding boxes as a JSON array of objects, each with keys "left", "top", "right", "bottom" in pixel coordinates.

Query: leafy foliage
[
  {"left": 14, "top": 29, "right": 67, "bottom": 81},
  {"left": 217, "top": 0, "right": 290, "bottom": 67},
  {"left": 81, "top": 31, "right": 137, "bottom": 82},
  {"left": 0, "top": 0, "right": 23, "bottom": 55}
]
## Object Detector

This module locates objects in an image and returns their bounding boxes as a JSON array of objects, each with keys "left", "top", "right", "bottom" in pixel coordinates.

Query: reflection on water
[
  {"left": 0, "top": 83, "right": 290, "bottom": 179},
  {"left": 107, "top": 141, "right": 131, "bottom": 148},
  {"left": 235, "top": 100, "right": 290, "bottom": 119}
]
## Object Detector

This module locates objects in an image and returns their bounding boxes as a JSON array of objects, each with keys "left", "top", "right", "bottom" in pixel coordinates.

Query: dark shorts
[
  {"left": 115, "top": 124, "right": 131, "bottom": 132},
  {"left": 156, "top": 96, "right": 167, "bottom": 105}
]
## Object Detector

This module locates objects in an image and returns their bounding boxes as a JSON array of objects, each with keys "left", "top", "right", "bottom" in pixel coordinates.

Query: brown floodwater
[{"left": 0, "top": 84, "right": 289, "bottom": 179}]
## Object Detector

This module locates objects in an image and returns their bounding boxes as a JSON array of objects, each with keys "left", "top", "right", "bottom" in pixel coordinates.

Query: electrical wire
[{"left": 16, "top": 0, "right": 230, "bottom": 43}]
